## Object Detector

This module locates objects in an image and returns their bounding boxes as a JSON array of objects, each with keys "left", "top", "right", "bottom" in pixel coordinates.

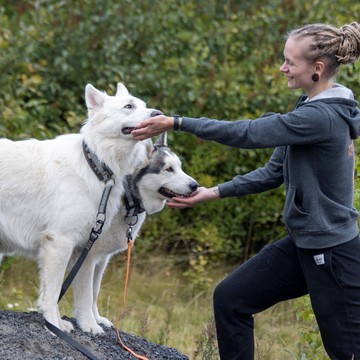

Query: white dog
[{"left": 0, "top": 83, "right": 197, "bottom": 334}]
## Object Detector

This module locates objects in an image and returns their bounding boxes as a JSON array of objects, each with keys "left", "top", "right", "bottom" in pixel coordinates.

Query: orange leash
[{"left": 116, "top": 238, "right": 149, "bottom": 360}]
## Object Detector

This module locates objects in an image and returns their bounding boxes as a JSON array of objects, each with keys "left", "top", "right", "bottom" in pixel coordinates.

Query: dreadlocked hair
[{"left": 287, "top": 22, "right": 360, "bottom": 78}]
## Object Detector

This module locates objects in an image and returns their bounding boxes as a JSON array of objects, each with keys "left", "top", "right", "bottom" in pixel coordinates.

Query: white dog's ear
[
  {"left": 116, "top": 83, "right": 129, "bottom": 97},
  {"left": 85, "top": 84, "right": 106, "bottom": 110},
  {"left": 154, "top": 132, "right": 168, "bottom": 148}
]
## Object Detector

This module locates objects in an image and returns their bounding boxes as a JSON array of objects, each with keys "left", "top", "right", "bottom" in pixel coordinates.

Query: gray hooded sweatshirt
[{"left": 180, "top": 84, "right": 360, "bottom": 249}]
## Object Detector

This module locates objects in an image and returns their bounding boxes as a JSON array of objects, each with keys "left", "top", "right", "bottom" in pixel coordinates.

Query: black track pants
[{"left": 213, "top": 235, "right": 360, "bottom": 360}]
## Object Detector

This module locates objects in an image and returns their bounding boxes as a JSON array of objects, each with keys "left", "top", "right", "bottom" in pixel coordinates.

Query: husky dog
[
  {"left": 71, "top": 132, "right": 198, "bottom": 333},
  {"left": 0, "top": 83, "right": 194, "bottom": 334}
]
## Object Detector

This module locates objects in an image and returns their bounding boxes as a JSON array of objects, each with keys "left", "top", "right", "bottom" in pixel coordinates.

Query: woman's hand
[
  {"left": 132, "top": 115, "right": 174, "bottom": 140},
  {"left": 166, "top": 186, "right": 220, "bottom": 209}
]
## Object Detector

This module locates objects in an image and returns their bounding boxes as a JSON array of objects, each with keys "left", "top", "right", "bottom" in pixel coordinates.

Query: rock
[{"left": 0, "top": 310, "right": 189, "bottom": 360}]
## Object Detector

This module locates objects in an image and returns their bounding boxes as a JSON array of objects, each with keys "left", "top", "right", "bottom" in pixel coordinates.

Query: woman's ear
[{"left": 314, "top": 60, "right": 325, "bottom": 75}]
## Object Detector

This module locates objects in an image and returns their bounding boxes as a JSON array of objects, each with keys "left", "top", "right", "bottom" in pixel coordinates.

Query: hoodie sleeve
[
  {"left": 218, "top": 146, "right": 285, "bottom": 198},
  {"left": 180, "top": 103, "right": 333, "bottom": 149}
]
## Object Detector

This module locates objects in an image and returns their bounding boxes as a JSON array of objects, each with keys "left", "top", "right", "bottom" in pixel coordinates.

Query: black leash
[
  {"left": 44, "top": 141, "right": 114, "bottom": 360},
  {"left": 58, "top": 180, "right": 113, "bottom": 302}
]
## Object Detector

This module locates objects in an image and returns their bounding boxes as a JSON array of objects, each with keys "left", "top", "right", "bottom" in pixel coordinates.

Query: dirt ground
[{"left": 0, "top": 310, "right": 189, "bottom": 359}]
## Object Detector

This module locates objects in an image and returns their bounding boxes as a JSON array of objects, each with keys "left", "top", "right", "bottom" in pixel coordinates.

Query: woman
[{"left": 132, "top": 22, "right": 360, "bottom": 359}]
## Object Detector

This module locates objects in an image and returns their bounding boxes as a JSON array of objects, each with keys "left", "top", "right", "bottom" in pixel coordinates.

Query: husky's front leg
[
  {"left": 37, "top": 235, "right": 74, "bottom": 332},
  {"left": 73, "top": 253, "right": 105, "bottom": 334}
]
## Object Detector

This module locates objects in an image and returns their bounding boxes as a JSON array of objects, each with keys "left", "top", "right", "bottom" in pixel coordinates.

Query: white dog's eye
[
  {"left": 165, "top": 167, "right": 174, "bottom": 172},
  {"left": 124, "top": 104, "right": 133, "bottom": 109}
]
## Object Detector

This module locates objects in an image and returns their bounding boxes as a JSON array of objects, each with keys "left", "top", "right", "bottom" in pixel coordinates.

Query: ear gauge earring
[{"left": 312, "top": 73, "right": 320, "bottom": 82}]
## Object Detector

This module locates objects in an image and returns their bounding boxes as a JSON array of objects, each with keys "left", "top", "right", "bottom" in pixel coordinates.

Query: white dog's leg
[
  {"left": 72, "top": 254, "right": 104, "bottom": 334},
  {"left": 37, "top": 235, "right": 75, "bottom": 332},
  {"left": 91, "top": 257, "right": 113, "bottom": 328}
]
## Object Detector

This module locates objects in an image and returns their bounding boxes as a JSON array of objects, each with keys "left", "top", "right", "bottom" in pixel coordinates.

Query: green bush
[{"left": 1, "top": 0, "right": 360, "bottom": 283}]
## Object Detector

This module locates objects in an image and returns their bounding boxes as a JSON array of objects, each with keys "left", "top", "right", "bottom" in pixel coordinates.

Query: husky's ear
[
  {"left": 154, "top": 132, "right": 168, "bottom": 148},
  {"left": 85, "top": 84, "right": 106, "bottom": 110},
  {"left": 116, "top": 83, "right": 129, "bottom": 97},
  {"left": 145, "top": 139, "right": 154, "bottom": 160}
]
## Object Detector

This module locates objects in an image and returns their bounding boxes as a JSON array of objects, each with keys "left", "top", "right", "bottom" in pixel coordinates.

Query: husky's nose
[
  {"left": 189, "top": 181, "right": 199, "bottom": 192},
  {"left": 151, "top": 110, "right": 163, "bottom": 117}
]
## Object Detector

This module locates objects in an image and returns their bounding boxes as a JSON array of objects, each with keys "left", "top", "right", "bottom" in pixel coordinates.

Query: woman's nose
[{"left": 279, "top": 62, "right": 287, "bottom": 73}]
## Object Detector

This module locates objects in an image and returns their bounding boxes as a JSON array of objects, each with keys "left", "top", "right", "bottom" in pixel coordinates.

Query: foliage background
[{"left": 0, "top": 0, "right": 360, "bottom": 285}]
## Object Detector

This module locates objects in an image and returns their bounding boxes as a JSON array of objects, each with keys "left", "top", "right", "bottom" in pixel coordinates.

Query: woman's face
[{"left": 279, "top": 37, "right": 315, "bottom": 92}]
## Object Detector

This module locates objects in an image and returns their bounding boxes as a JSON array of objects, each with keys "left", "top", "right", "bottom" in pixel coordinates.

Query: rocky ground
[{"left": 0, "top": 310, "right": 189, "bottom": 360}]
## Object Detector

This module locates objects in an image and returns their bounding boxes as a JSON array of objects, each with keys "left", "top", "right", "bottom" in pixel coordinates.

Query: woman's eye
[
  {"left": 124, "top": 104, "right": 133, "bottom": 109},
  {"left": 165, "top": 167, "right": 174, "bottom": 172}
]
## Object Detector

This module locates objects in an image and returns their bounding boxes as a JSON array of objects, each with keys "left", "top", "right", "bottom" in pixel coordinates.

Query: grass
[{"left": 0, "top": 254, "right": 318, "bottom": 359}]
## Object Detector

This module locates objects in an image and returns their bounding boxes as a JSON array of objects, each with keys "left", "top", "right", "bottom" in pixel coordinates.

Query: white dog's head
[
  {"left": 81, "top": 83, "right": 162, "bottom": 176},
  {"left": 81, "top": 83, "right": 161, "bottom": 158},
  {"left": 132, "top": 133, "right": 199, "bottom": 215}
]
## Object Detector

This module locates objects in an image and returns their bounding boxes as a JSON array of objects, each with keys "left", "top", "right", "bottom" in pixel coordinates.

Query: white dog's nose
[
  {"left": 151, "top": 110, "right": 163, "bottom": 117},
  {"left": 189, "top": 181, "right": 199, "bottom": 192}
]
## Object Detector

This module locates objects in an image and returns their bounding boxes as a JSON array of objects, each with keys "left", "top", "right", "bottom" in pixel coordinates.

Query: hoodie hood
[
  {"left": 307, "top": 83, "right": 360, "bottom": 139},
  {"left": 309, "top": 83, "right": 355, "bottom": 101}
]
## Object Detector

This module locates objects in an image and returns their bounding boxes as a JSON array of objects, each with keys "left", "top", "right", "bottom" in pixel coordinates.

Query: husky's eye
[
  {"left": 124, "top": 104, "right": 133, "bottom": 109},
  {"left": 165, "top": 167, "right": 174, "bottom": 172}
]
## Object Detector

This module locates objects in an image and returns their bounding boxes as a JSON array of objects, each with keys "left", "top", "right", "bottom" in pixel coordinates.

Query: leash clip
[
  {"left": 127, "top": 224, "right": 133, "bottom": 241},
  {"left": 93, "top": 212, "right": 106, "bottom": 235}
]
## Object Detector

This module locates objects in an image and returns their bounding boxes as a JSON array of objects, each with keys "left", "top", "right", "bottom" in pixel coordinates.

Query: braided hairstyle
[{"left": 287, "top": 22, "right": 360, "bottom": 78}]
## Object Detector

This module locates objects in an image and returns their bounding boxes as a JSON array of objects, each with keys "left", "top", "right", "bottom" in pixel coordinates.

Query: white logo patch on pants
[{"left": 314, "top": 254, "right": 325, "bottom": 265}]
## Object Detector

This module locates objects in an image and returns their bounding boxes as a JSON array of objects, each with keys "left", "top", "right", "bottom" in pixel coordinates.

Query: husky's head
[
  {"left": 81, "top": 83, "right": 162, "bottom": 160},
  {"left": 131, "top": 133, "right": 199, "bottom": 215}
]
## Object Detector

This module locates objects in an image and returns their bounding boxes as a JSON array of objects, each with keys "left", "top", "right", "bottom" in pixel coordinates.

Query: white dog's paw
[
  {"left": 44, "top": 317, "right": 74, "bottom": 335},
  {"left": 59, "top": 318, "right": 74, "bottom": 332},
  {"left": 96, "top": 316, "right": 113, "bottom": 328},
  {"left": 78, "top": 320, "right": 105, "bottom": 334},
  {"left": 42, "top": 308, "right": 74, "bottom": 333}
]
